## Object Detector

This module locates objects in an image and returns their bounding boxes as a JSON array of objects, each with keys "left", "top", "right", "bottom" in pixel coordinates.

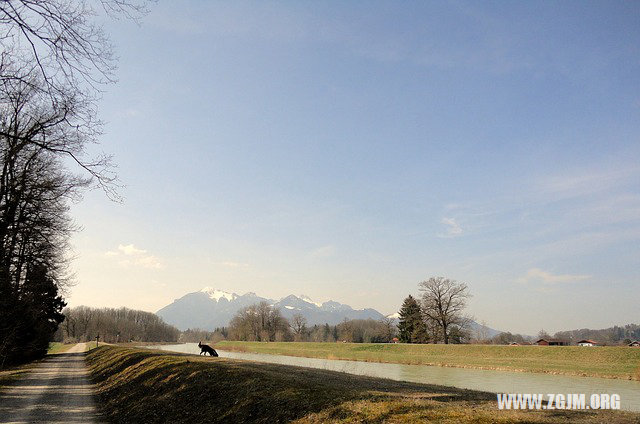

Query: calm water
[{"left": 149, "top": 343, "right": 640, "bottom": 412}]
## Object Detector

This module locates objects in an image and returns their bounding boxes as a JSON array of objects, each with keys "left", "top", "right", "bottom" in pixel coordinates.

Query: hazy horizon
[{"left": 66, "top": 1, "right": 640, "bottom": 335}]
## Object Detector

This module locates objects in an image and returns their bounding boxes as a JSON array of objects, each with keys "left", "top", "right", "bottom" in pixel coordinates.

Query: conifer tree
[{"left": 397, "top": 295, "right": 428, "bottom": 343}]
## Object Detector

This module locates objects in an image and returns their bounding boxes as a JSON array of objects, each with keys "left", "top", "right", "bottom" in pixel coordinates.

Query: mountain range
[
  {"left": 156, "top": 288, "right": 386, "bottom": 330},
  {"left": 156, "top": 288, "right": 502, "bottom": 338}
]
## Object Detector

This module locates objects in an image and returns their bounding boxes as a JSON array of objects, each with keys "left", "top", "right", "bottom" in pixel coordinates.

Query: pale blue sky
[{"left": 68, "top": 1, "right": 640, "bottom": 335}]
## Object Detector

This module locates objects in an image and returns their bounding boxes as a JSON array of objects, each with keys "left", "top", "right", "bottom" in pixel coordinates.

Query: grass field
[
  {"left": 47, "top": 342, "right": 78, "bottom": 354},
  {"left": 85, "top": 345, "right": 639, "bottom": 423},
  {"left": 216, "top": 341, "right": 640, "bottom": 380}
]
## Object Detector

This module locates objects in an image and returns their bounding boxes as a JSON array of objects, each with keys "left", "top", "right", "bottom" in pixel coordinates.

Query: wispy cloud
[
  {"left": 440, "top": 217, "right": 463, "bottom": 237},
  {"left": 517, "top": 268, "right": 590, "bottom": 285},
  {"left": 118, "top": 244, "right": 147, "bottom": 256},
  {"left": 104, "top": 244, "right": 164, "bottom": 269},
  {"left": 536, "top": 166, "right": 640, "bottom": 200}
]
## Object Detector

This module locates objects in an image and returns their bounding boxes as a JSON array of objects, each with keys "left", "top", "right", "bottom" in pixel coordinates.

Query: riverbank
[
  {"left": 216, "top": 341, "right": 640, "bottom": 380},
  {"left": 85, "top": 345, "right": 639, "bottom": 423}
]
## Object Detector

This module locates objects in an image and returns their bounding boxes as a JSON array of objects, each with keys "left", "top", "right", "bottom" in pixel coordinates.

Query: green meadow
[{"left": 216, "top": 341, "right": 640, "bottom": 380}]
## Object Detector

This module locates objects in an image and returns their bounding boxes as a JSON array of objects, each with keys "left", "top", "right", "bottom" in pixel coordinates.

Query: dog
[{"left": 198, "top": 341, "right": 218, "bottom": 357}]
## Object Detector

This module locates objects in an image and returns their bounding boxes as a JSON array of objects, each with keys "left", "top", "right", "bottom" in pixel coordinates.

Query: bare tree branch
[{"left": 419, "top": 277, "right": 471, "bottom": 344}]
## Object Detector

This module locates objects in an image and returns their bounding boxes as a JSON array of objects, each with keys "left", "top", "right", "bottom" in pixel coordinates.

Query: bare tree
[
  {"left": 290, "top": 313, "right": 307, "bottom": 341},
  {"left": 0, "top": 0, "right": 151, "bottom": 366},
  {"left": 229, "top": 302, "right": 291, "bottom": 342},
  {"left": 0, "top": 0, "right": 149, "bottom": 90},
  {"left": 60, "top": 306, "right": 179, "bottom": 343},
  {"left": 0, "top": 0, "right": 150, "bottom": 198},
  {"left": 419, "top": 277, "right": 471, "bottom": 344},
  {"left": 537, "top": 329, "right": 550, "bottom": 340},
  {"left": 472, "top": 320, "right": 490, "bottom": 344},
  {"left": 380, "top": 317, "right": 396, "bottom": 342}
]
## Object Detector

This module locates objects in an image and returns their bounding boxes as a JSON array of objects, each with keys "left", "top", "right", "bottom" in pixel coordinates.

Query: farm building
[
  {"left": 629, "top": 340, "right": 640, "bottom": 347},
  {"left": 535, "top": 338, "right": 569, "bottom": 346},
  {"left": 577, "top": 339, "right": 598, "bottom": 346}
]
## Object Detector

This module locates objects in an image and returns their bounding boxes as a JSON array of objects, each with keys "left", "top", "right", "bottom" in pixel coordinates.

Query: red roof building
[{"left": 536, "top": 338, "right": 569, "bottom": 346}]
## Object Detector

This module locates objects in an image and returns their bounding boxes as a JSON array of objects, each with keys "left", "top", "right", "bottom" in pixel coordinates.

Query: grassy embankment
[
  {"left": 85, "top": 345, "right": 639, "bottom": 423},
  {"left": 216, "top": 341, "right": 640, "bottom": 380}
]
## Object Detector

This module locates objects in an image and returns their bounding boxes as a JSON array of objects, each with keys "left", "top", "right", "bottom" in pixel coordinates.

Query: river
[{"left": 148, "top": 343, "right": 640, "bottom": 412}]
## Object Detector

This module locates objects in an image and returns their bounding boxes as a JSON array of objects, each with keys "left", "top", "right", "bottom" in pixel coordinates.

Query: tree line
[
  {"left": 221, "top": 301, "right": 398, "bottom": 343},
  {"left": 55, "top": 306, "right": 180, "bottom": 344},
  {"left": 0, "top": 0, "right": 147, "bottom": 367},
  {"left": 548, "top": 324, "right": 640, "bottom": 346},
  {"left": 476, "top": 325, "right": 640, "bottom": 346}
]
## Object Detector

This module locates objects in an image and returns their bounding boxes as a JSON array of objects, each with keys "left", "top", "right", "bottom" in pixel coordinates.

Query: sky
[{"left": 66, "top": 1, "right": 640, "bottom": 335}]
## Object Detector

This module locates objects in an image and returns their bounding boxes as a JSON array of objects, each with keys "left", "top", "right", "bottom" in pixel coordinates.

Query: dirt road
[{"left": 0, "top": 343, "right": 102, "bottom": 423}]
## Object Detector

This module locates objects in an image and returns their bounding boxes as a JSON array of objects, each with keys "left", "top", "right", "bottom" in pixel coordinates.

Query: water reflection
[{"left": 149, "top": 343, "right": 640, "bottom": 412}]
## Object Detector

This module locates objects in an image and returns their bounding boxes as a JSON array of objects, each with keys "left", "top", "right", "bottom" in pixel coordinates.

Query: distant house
[
  {"left": 629, "top": 341, "right": 640, "bottom": 347},
  {"left": 577, "top": 339, "right": 598, "bottom": 346},
  {"left": 508, "top": 342, "right": 520, "bottom": 346},
  {"left": 536, "top": 338, "right": 568, "bottom": 346},
  {"left": 391, "top": 337, "right": 399, "bottom": 344}
]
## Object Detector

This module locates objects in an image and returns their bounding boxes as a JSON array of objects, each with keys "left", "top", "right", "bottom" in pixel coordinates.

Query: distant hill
[
  {"left": 157, "top": 288, "right": 384, "bottom": 331},
  {"left": 467, "top": 320, "right": 502, "bottom": 339}
]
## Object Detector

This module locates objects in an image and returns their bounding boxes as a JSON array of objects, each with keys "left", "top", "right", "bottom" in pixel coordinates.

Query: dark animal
[{"left": 198, "top": 341, "right": 218, "bottom": 357}]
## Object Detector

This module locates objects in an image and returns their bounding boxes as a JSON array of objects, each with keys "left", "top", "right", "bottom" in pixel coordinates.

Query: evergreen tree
[
  {"left": 397, "top": 295, "right": 428, "bottom": 343},
  {"left": 411, "top": 320, "right": 430, "bottom": 344},
  {"left": 323, "top": 323, "right": 332, "bottom": 342},
  {"left": 17, "top": 265, "right": 67, "bottom": 361}
]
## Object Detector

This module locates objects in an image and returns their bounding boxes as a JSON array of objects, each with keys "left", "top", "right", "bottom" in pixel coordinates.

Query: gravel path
[{"left": 0, "top": 343, "right": 102, "bottom": 423}]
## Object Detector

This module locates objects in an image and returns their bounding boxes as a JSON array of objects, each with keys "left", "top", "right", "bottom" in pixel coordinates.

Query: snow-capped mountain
[
  {"left": 274, "top": 295, "right": 383, "bottom": 326},
  {"left": 201, "top": 287, "right": 238, "bottom": 302},
  {"left": 156, "top": 288, "right": 384, "bottom": 330},
  {"left": 156, "top": 288, "right": 270, "bottom": 330}
]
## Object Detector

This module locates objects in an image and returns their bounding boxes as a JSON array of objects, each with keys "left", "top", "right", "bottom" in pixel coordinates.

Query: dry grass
[{"left": 85, "top": 345, "right": 639, "bottom": 423}]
